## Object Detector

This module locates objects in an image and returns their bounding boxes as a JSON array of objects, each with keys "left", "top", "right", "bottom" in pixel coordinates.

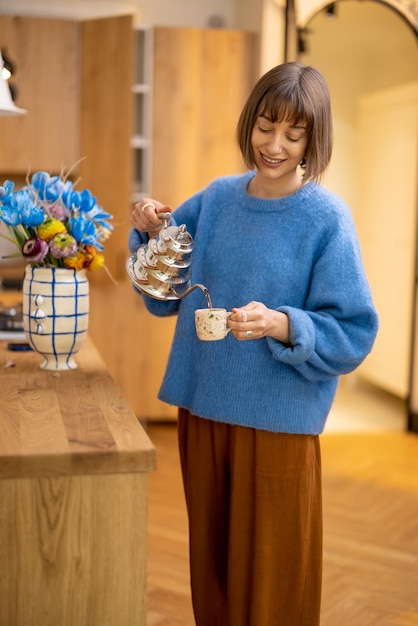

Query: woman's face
[{"left": 251, "top": 114, "right": 308, "bottom": 191}]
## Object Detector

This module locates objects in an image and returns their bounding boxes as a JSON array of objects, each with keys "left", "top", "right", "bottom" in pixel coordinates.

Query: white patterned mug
[{"left": 195, "top": 308, "right": 232, "bottom": 341}]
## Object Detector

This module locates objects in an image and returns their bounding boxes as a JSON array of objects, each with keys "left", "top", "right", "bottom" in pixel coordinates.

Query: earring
[{"left": 299, "top": 158, "right": 306, "bottom": 168}]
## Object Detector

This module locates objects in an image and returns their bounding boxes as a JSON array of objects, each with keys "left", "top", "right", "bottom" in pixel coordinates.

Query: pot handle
[{"left": 158, "top": 212, "right": 172, "bottom": 228}]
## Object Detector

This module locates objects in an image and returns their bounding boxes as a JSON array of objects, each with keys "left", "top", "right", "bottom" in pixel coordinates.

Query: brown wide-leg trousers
[{"left": 178, "top": 409, "right": 323, "bottom": 626}]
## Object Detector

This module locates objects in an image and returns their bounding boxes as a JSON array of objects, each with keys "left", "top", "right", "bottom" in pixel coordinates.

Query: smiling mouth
[{"left": 261, "top": 153, "right": 284, "bottom": 165}]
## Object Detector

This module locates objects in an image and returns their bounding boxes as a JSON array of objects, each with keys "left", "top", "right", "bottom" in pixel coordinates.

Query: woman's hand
[
  {"left": 131, "top": 198, "right": 172, "bottom": 237},
  {"left": 228, "top": 301, "right": 290, "bottom": 343}
]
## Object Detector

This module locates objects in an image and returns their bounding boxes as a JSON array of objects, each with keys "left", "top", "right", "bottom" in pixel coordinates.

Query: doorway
[{"left": 298, "top": 1, "right": 418, "bottom": 431}]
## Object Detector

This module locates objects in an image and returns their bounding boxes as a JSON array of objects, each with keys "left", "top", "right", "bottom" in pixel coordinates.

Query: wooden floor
[{"left": 144, "top": 386, "right": 418, "bottom": 625}]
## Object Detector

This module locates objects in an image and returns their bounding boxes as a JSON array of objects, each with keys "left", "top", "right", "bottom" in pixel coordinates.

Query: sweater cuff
[
  {"left": 128, "top": 228, "right": 149, "bottom": 254},
  {"left": 265, "top": 306, "right": 315, "bottom": 365}
]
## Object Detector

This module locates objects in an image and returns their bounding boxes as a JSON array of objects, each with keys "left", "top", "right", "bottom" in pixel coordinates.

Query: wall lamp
[
  {"left": 1, "top": 48, "right": 14, "bottom": 81},
  {"left": 0, "top": 51, "right": 26, "bottom": 115}
]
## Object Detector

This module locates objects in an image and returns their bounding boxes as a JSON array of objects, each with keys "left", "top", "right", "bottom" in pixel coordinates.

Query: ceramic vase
[{"left": 22, "top": 266, "right": 89, "bottom": 370}]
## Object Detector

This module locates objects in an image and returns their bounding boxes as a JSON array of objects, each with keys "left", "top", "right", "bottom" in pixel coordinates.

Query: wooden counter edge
[{"left": 0, "top": 335, "right": 157, "bottom": 480}]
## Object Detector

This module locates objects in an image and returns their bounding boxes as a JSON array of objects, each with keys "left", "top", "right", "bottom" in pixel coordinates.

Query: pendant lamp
[{"left": 0, "top": 51, "right": 26, "bottom": 115}]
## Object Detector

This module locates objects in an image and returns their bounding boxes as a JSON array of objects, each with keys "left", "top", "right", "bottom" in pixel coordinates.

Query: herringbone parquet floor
[{"left": 145, "top": 378, "right": 418, "bottom": 626}]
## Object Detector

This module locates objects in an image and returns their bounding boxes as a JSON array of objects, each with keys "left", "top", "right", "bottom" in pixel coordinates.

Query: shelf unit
[{"left": 131, "top": 25, "right": 153, "bottom": 204}]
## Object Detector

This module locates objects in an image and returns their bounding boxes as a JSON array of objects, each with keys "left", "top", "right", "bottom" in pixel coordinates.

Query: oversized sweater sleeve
[{"left": 266, "top": 207, "right": 378, "bottom": 382}]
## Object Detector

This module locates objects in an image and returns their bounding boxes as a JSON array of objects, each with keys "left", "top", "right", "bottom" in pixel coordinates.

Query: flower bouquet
[
  {"left": 0, "top": 169, "right": 113, "bottom": 270},
  {"left": 0, "top": 169, "right": 114, "bottom": 370}
]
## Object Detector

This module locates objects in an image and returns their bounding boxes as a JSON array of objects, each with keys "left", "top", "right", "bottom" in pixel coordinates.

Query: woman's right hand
[{"left": 131, "top": 198, "right": 172, "bottom": 237}]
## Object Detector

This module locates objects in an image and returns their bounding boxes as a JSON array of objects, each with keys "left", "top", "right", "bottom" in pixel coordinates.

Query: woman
[{"left": 129, "top": 62, "right": 378, "bottom": 626}]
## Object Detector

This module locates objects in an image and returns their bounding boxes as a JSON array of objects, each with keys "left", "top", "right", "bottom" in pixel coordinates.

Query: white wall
[
  {"left": 300, "top": 0, "right": 418, "bottom": 399},
  {"left": 0, "top": 0, "right": 259, "bottom": 30},
  {"left": 355, "top": 82, "right": 418, "bottom": 397},
  {"left": 0, "top": 1, "right": 139, "bottom": 20},
  {"left": 300, "top": 0, "right": 418, "bottom": 209}
]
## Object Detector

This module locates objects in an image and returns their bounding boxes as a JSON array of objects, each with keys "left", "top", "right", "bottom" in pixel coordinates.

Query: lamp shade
[{"left": 0, "top": 51, "right": 26, "bottom": 115}]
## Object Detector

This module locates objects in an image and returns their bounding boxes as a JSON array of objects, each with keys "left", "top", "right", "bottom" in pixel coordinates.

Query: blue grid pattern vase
[{"left": 23, "top": 266, "right": 89, "bottom": 370}]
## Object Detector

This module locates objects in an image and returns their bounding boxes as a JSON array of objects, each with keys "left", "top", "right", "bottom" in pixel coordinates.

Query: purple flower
[
  {"left": 22, "top": 237, "right": 49, "bottom": 263},
  {"left": 49, "top": 233, "right": 78, "bottom": 258},
  {"left": 48, "top": 202, "right": 70, "bottom": 221}
]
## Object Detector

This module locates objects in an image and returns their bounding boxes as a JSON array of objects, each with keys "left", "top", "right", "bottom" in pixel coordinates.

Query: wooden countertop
[{"left": 0, "top": 336, "right": 156, "bottom": 480}]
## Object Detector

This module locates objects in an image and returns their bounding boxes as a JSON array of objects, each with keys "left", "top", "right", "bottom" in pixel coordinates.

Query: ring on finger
[
  {"left": 246, "top": 330, "right": 253, "bottom": 337},
  {"left": 141, "top": 202, "right": 155, "bottom": 213},
  {"left": 241, "top": 310, "right": 248, "bottom": 323}
]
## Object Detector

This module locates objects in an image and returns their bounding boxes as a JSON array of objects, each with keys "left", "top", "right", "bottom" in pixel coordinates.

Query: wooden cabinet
[
  {"left": 0, "top": 13, "right": 134, "bottom": 283},
  {"left": 131, "top": 25, "right": 259, "bottom": 208},
  {"left": 88, "top": 281, "right": 179, "bottom": 421},
  {"left": 77, "top": 17, "right": 178, "bottom": 421},
  {"left": 79, "top": 15, "right": 134, "bottom": 283},
  {"left": 152, "top": 27, "right": 259, "bottom": 207},
  {"left": 0, "top": 16, "right": 80, "bottom": 173},
  {"left": 0, "top": 336, "right": 155, "bottom": 626},
  {"left": 0, "top": 20, "right": 259, "bottom": 422},
  {"left": 89, "top": 26, "right": 259, "bottom": 422},
  {"left": 86, "top": 23, "right": 258, "bottom": 420}
]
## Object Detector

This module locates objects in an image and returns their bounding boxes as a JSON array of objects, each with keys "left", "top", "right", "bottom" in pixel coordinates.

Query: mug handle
[{"left": 225, "top": 311, "right": 232, "bottom": 335}]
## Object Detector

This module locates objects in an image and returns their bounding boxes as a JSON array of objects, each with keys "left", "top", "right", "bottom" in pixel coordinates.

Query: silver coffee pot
[{"left": 127, "top": 213, "right": 210, "bottom": 303}]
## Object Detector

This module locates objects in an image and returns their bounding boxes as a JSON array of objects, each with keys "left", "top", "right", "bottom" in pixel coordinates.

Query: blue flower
[
  {"left": 65, "top": 188, "right": 97, "bottom": 214},
  {"left": 31, "top": 171, "right": 75, "bottom": 207},
  {"left": 86, "top": 205, "right": 114, "bottom": 232},
  {"left": 0, "top": 205, "right": 21, "bottom": 226},
  {"left": 0, "top": 180, "right": 15, "bottom": 202},
  {"left": 69, "top": 216, "right": 102, "bottom": 248},
  {"left": 30, "top": 171, "right": 51, "bottom": 198},
  {"left": 10, "top": 189, "right": 45, "bottom": 227},
  {"left": 45, "top": 179, "right": 72, "bottom": 205}
]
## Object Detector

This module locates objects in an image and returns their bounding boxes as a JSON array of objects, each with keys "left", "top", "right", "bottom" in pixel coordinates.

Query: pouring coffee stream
[{"left": 127, "top": 212, "right": 212, "bottom": 308}]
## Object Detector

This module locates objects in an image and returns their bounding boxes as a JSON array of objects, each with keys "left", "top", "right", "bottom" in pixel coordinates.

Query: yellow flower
[
  {"left": 64, "top": 252, "right": 85, "bottom": 270},
  {"left": 37, "top": 217, "right": 67, "bottom": 242},
  {"left": 64, "top": 246, "right": 104, "bottom": 271},
  {"left": 87, "top": 253, "right": 105, "bottom": 270}
]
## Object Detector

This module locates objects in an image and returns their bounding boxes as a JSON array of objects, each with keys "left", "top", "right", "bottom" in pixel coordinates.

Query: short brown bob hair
[{"left": 237, "top": 62, "right": 333, "bottom": 184}]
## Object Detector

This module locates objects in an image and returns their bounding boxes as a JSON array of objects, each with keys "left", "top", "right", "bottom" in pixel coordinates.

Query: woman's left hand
[{"left": 228, "top": 301, "right": 290, "bottom": 343}]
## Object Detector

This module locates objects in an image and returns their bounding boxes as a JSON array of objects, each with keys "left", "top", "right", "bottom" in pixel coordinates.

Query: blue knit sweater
[{"left": 129, "top": 172, "right": 378, "bottom": 435}]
